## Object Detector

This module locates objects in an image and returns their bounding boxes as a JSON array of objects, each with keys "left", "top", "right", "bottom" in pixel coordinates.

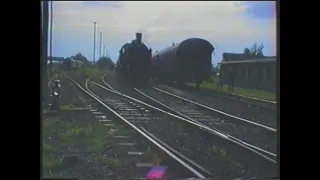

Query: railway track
[
  {"left": 102, "top": 74, "right": 277, "bottom": 159},
  {"left": 65, "top": 74, "right": 204, "bottom": 179},
  {"left": 231, "top": 93, "right": 277, "bottom": 106},
  {"left": 164, "top": 84, "right": 277, "bottom": 110},
  {"left": 98, "top": 75, "right": 277, "bottom": 177},
  {"left": 135, "top": 87, "right": 276, "bottom": 158},
  {"left": 155, "top": 84, "right": 277, "bottom": 129},
  {"left": 102, "top": 74, "right": 277, "bottom": 157}
]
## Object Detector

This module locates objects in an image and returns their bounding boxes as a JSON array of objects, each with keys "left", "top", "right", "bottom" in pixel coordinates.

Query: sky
[{"left": 48, "top": 1, "right": 276, "bottom": 65}]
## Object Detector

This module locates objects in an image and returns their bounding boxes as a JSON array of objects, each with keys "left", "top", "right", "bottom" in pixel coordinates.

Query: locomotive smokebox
[{"left": 136, "top": 32, "right": 142, "bottom": 43}]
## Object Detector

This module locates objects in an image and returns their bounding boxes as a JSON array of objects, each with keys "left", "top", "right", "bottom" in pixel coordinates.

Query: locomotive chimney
[
  {"left": 172, "top": 42, "right": 175, "bottom": 46},
  {"left": 136, "top": 32, "right": 142, "bottom": 43}
]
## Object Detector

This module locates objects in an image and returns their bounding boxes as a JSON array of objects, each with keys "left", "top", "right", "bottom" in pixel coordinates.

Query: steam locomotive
[{"left": 116, "top": 33, "right": 152, "bottom": 86}]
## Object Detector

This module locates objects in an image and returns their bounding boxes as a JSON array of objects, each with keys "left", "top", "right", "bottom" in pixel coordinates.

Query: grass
[
  {"left": 186, "top": 76, "right": 276, "bottom": 101},
  {"left": 83, "top": 67, "right": 105, "bottom": 81},
  {"left": 94, "top": 157, "right": 123, "bottom": 168},
  {"left": 42, "top": 105, "right": 115, "bottom": 174},
  {"left": 68, "top": 67, "right": 108, "bottom": 82},
  {"left": 59, "top": 104, "right": 75, "bottom": 111}
]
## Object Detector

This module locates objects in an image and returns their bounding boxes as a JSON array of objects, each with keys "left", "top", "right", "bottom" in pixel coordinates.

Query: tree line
[
  {"left": 243, "top": 42, "right": 264, "bottom": 57},
  {"left": 63, "top": 53, "right": 115, "bottom": 70},
  {"left": 211, "top": 42, "right": 266, "bottom": 75}
]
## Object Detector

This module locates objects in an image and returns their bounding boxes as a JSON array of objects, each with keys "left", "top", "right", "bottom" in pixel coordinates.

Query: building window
[
  {"left": 266, "top": 67, "right": 271, "bottom": 81},
  {"left": 257, "top": 67, "right": 262, "bottom": 81}
]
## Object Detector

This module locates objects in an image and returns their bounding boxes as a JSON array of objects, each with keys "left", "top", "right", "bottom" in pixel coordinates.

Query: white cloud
[{"left": 52, "top": 1, "right": 276, "bottom": 49}]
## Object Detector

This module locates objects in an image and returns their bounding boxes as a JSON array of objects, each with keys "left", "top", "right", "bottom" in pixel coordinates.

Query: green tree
[
  {"left": 63, "top": 57, "right": 71, "bottom": 64},
  {"left": 243, "top": 43, "right": 265, "bottom": 57},
  {"left": 211, "top": 64, "right": 219, "bottom": 76},
  {"left": 256, "top": 43, "right": 264, "bottom": 56},
  {"left": 72, "top": 53, "right": 89, "bottom": 64},
  {"left": 243, "top": 48, "right": 251, "bottom": 56},
  {"left": 96, "top": 56, "right": 115, "bottom": 70}
]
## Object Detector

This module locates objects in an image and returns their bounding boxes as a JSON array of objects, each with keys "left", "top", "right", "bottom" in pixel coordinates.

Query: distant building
[
  {"left": 47, "top": 56, "right": 65, "bottom": 66},
  {"left": 218, "top": 53, "right": 277, "bottom": 92},
  {"left": 47, "top": 56, "right": 64, "bottom": 62},
  {"left": 63, "top": 57, "right": 84, "bottom": 70}
]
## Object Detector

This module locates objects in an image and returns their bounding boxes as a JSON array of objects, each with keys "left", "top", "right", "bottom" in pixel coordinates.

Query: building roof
[
  {"left": 222, "top": 52, "right": 276, "bottom": 62},
  {"left": 47, "top": 60, "right": 63, "bottom": 65},
  {"left": 219, "top": 52, "right": 277, "bottom": 65},
  {"left": 222, "top": 53, "right": 249, "bottom": 62}
]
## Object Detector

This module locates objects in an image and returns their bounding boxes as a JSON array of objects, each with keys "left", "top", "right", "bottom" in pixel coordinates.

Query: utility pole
[
  {"left": 42, "top": 0, "right": 49, "bottom": 110},
  {"left": 93, "top": 22, "right": 97, "bottom": 67},
  {"left": 106, "top": 49, "right": 109, "bottom": 57},
  {"left": 99, "top": 32, "right": 102, "bottom": 59},
  {"left": 49, "top": 1, "right": 53, "bottom": 77},
  {"left": 103, "top": 45, "right": 106, "bottom": 57}
]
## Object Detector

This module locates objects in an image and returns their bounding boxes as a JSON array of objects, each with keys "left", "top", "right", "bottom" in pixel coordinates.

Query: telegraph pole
[
  {"left": 93, "top": 22, "right": 97, "bottom": 67},
  {"left": 103, "top": 45, "right": 106, "bottom": 57},
  {"left": 42, "top": 0, "right": 49, "bottom": 110},
  {"left": 99, "top": 32, "right": 102, "bottom": 59},
  {"left": 106, "top": 49, "right": 109, "bottom": 57},
  {"left": 49, "top": 1, "right": 53, "bottom": 77}
]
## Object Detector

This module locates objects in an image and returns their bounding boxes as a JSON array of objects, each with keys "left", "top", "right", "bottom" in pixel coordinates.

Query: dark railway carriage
[
  {"left": 116, "top": 33, "right": 152, "bottom": 86},
  {"left": 153, "top": 38, "right": 215, "bottom": 88}
]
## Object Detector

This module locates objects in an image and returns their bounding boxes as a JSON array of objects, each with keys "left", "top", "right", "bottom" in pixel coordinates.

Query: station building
[{"left": 218, "top": 53, "right": 277, "bottom": 92}]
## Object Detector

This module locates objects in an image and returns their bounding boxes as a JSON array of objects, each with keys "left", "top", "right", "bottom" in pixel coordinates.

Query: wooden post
[{"left": 42, "top": 1, "right": 49, "bottom": 107}]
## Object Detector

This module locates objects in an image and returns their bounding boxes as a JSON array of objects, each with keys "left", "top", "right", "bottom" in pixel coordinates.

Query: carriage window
[{"left": 172, "top": 50, "right": 176, "bottom": 56}]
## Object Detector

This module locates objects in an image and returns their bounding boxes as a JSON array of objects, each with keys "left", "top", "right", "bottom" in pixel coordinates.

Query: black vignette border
[
  {"left": 0, "top": 0, "right": 40, "bottom": 179},
  {"left": 278, "top": 0, "right": 315, "bottom": 178}
]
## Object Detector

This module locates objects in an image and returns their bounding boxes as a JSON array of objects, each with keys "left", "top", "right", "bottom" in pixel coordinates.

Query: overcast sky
[{"left": 48, "top": 1, "right": 276, "bottom": 65}]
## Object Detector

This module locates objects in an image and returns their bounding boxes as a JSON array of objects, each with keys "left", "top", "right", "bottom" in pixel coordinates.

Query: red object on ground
[{"left": 145, "top": 166, "right": 167, "bottom": 179}]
